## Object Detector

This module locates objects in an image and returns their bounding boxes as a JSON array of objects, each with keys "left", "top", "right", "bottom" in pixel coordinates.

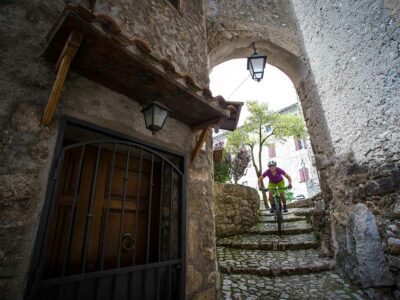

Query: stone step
[
  {"left": 221, "top": 271, "right": 368, "bottom": 300},
  {"left": 247, "top": 220, "right": 313, "bottom": 235},
  {"left": 218, "top": 247, "right": 335, "bottom": 277},
  {"left": 258, "top": 214, "right": 305, "bottom": 223},
  {"left": 259, "top": 207, "right": 313, "bottom": 217},
  {"left": 217, "top": 233, "right": 318, "bottom": 251}
]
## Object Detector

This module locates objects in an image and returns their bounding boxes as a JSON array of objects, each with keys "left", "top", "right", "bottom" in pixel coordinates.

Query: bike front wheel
[{"left": 275, "top": 203, "right": 282, "bottom": 235}]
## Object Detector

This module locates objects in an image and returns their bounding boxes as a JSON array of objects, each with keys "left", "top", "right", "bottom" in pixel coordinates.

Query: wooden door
[{"left": 44, "top": 144, "right": 160, "bottom": 278}]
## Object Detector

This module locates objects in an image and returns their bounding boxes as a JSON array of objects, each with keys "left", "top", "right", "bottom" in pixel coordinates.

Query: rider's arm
[
  {"left": 284, "top": 173, "right": 292, "bottom": 186},
  {"left": 258, "top": 175, "right": 264, "bottom": 187}
]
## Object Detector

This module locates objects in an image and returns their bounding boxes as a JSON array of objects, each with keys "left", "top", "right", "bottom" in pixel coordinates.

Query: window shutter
[
  {"left": 294, "top": 137, "right": 300, "bottom": 150},
  {"left": 268, "top": 144, "right": 276, "bottom": 158},
  {"left": 299, "top": 169, "right": 304, "bottom": 182},
  {"left": 305, "top": 168, "right": 310, "bottom": 181}
]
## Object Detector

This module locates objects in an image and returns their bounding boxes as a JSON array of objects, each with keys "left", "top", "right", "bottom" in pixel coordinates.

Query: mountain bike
[{"left": 259, "top": 187, "right": 289, "bottom": 236}]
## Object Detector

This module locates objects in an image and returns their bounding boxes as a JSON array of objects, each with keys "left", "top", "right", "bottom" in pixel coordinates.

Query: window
[
  {"left": 299, "top": 168, "right": 310, "bottom": 182},
  {"left": 268, "top": 144, "right": 276, "bottom": 158},
  {"left": 167, "top": 0, "right": 182, "bottom": 11},
  {"left": 294, "top": 137, "right": 307, "bottom": 151}
]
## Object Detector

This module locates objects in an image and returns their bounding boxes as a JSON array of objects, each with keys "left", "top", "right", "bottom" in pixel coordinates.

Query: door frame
[{"left": 25, "top": 116, "right": 188, "bottom": 299}]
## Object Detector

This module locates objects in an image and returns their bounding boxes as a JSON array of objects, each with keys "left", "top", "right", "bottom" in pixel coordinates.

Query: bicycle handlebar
[{"left": 259, "top": 186, "right": 291, "bottom": 192}]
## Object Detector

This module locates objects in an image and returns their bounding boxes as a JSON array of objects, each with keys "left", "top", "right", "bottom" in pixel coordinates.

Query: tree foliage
[
  {"left": 213, "top": 142, "right": 251, "bottom": 184},
  {"left": 226, "top": 100, "right": 306, "bottom": 203},
  {"left": 230, "top": 147, "right": 251, "bottom": 184}
]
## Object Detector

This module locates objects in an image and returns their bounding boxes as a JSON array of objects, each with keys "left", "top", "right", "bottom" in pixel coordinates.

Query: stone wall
[
  {"left": 214, "top": 184, "right": 259, "bottom": 237},
  {"left": 94, "top": 0, "right": 209, "bottom": 86},
  {"left": 290, "top": 0, "right": 400, "bottom": 294},
  {"left": 0, "top": 1, "right": 216, "bottom": 299}
]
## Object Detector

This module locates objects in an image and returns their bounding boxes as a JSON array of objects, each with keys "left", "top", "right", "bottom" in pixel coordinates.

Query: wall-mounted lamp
[
  {"left": 142, "top": 101, "right": 172, "bottom": 134},
  {"left": 247, "top": 43, "right": 267, "bottom": 82}
]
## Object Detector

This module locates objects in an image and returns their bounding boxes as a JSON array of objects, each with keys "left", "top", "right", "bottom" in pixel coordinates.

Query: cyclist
[{"left": 258, "top": 160, "right": 292, "bottom": 213}]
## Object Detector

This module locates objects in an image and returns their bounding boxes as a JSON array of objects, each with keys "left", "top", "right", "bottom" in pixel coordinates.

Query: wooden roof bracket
[
  {"left": 42, "top": 30, "right": 83, "bottom": 126},
  {"left": 191, "top": 125, "right": 211, "bottom": 165}
]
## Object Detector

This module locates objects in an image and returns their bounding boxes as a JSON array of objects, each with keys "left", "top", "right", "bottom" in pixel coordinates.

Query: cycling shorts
[{"left": 268, "top": 180, "right": 285, "bottom": 191}]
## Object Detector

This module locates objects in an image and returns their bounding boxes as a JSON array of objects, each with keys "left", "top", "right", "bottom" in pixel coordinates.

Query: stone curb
[
  {"left": 246, "top": 227, "right": 314, "bottom": 235},
  {"left": 217, "top": 241, "right": 319, "bottom": 251},
  {"left": 219, "top": 260, "right": 336, "bottom": 277}
]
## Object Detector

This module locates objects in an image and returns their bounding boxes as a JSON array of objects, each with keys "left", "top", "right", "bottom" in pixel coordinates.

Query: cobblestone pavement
[
  {"left": 221, "top": 272, "right": 367, "bottom": 299},
  {"left": 217, "top": 204, "right": 369, "bottom": 299}
]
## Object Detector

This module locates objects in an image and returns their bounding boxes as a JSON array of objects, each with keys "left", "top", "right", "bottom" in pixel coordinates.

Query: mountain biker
[{"left": 258, "top": 160, "right": 292, "bottom": 213}]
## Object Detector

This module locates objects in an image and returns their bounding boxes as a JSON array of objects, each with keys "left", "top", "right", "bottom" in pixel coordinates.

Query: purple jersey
[{"left": 262, "top": 167, "right": 286, "bottom": 184}]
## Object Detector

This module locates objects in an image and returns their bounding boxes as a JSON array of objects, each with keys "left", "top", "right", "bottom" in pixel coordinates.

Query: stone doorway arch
[{"left": 207, "top": 35, "right": 335, "bottom": 209}]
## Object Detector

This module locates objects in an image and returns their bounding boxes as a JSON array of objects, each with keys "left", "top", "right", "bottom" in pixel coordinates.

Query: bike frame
[{"left": 260, "top": 187, "right": 288, "bottom": 235}]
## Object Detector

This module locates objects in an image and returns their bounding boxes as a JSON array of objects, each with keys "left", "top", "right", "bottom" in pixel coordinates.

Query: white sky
[{"left": 209, "top": 59, "right": 298, "bottom": 126}]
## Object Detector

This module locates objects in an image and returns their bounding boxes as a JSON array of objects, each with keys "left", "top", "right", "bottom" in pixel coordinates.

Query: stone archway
[
  {"left": 206, "top": 0, "right": 399, "bottom": 293},
  {"left": 207, "top": 31, "right": 335, "bottom": 219}
]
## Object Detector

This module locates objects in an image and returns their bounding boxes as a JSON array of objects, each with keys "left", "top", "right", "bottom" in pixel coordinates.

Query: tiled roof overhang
[{"left": 43, "top": 6, "right": 243, "bottom": 131}]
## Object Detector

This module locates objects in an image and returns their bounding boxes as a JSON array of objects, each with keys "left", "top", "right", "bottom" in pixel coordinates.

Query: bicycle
[{"left": 259, "top": 187, "right": 289, "bottom": 236}]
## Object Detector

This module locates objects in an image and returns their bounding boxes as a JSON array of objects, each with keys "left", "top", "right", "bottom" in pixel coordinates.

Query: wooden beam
[
  {"left": 191, "top": 117, "right": 222, "bottom": 132},
  {"left": 191, "top": 126, "right": 211, "bottom": 164},
  {"left": 42, "top": 30, "right": 83, "bottom": 126}
]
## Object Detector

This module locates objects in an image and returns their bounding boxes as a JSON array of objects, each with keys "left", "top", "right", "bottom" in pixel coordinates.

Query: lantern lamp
[
  {"left": 142, "top": 101, "right": 172, "bottom": 134},
  {"left": 247, "top": 43, "right": 267, "bottom": 82}
]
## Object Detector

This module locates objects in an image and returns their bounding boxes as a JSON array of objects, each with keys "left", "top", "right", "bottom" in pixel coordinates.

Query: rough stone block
[
  {"left": 388, "top": 238, "right": 400, "bottom": 255},
  {"left": 345, "top": 204, "right": 394, "bottom": 287},
  {"left": 11, "top": 102, "right": 41, "bottom": 133}
]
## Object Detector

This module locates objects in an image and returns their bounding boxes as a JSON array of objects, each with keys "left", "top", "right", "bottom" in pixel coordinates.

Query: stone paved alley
[{"left": 217, "top": 203, "right": 368, "bottom": 299}]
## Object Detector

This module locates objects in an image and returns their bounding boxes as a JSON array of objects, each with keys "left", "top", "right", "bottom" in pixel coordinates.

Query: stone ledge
[
  {"left": 246, "top": 220, "right": 313, "bottom": 235},
  {"left": 218, "top": 248, "right": 335, "bottom": 277},
  {"left": 217, "top": 233, "right": 318, "bottom": 251},
  {"left": 258, "top": 214, "right": 306, "bottom": 223}
]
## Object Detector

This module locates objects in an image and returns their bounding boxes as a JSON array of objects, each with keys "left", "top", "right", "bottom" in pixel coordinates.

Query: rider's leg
[
  {"left": 269, "top": 192, "right": 274, "bottom": 208},
  {"left": 280, "top": 192, "right": 288, "bottom": 213},
  {"left": 269, "top": 192, "right": 275, "bottom": 213},
  {"left": 277, "top": 180, "right": 288, "bottom": 212},
  {"left": 280, "top": 192, "right": 287, "bottom": 206}
]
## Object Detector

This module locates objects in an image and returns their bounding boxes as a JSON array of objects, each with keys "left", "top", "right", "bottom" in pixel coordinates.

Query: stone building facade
[
  {"left": 1, "top": 0, "right": 399, "bottom": 299},
  {"left": 0, "top": 1, "right": 237, "bottom": 299}
]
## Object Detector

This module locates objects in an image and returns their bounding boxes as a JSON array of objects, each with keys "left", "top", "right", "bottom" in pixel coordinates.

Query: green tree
[{"left": 227, "top": 101, "right": 306, "bottom": 206}]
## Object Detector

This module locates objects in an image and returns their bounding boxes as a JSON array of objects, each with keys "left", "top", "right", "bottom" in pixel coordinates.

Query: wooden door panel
[
  {"left": 44, "top": 144, "right": 158, "bottom": 278},
  {"left": 98, "top": 208, "right": 148, "bottom": 269}
]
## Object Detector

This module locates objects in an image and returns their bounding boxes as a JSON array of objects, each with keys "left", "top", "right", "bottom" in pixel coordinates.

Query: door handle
[{"left": 122, "top": 233, "right": 135, "bottom": 252}]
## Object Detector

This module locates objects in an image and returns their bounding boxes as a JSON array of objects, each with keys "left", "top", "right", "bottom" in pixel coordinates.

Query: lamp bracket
[
  {"left": 42, "top": 30, "right": 83, "bottom": 126},
  {"left": 252, "top": 42, "right": 257, "bottom": 53},
  {"left": 191, "top": 125, "right": 211, "bottom": 165}
]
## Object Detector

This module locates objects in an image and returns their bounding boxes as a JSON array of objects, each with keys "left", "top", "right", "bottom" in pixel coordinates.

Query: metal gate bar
[
  {"left": 40, "top": 259, "right": 181, "bottom": 287},
  {"left": 133, "top": 148, "right": 143, "bottom": 266},
  {"left": 99, "top": 143, "right": 117, "bottom": 271},
  {"left": 76, "top": 143, "right": 103, "bottom": 299},
  {"left": 146, "top": 153, "right": 155, "bottom": 264},
  {"left": 117, "top": 145, "right": 131, "bottom": 268},
  {"left": 168, "top": 166, "right": 174, "bottom": 300},
  {"left": 156, "top": 160, "right": 165, "bottom": 300},
  {"left": 62, "top": 145, "right": 86, "bottom": 276}
]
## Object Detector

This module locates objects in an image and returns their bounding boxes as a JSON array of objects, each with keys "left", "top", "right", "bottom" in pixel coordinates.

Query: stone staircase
[{"left": 217, "top": 202, "right": 368, "bottom": 299}]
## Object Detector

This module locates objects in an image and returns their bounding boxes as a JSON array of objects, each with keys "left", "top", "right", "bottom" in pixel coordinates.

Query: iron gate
[{"left": 29, "top": 139, "right": 185, "bottom": 300}]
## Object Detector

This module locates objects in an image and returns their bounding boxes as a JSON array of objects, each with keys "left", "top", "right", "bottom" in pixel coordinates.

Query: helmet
[{"left": 267, "top": 160, "right": 277, "bottom": 167}]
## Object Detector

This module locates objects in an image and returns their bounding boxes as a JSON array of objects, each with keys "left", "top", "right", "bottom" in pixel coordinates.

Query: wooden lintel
[
  {"left": 191, "top": 126, "right": 211, "bottom": 164},
  {"left": 42, "top": 30, "right": 83, "bottom": 126},
  {"left": 191, "top": 117, "right": 222, "bottom": 132}
]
